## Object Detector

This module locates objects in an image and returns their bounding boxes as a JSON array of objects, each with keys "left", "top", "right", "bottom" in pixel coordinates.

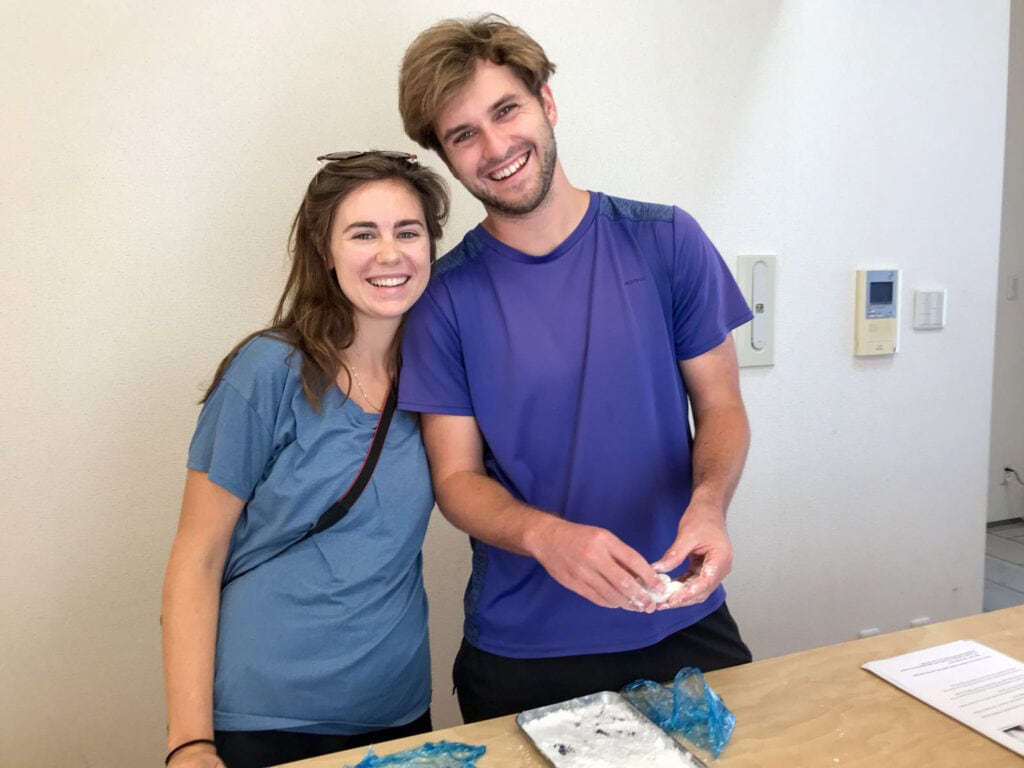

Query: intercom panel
[{"left": 854, "top": 269, "right": 899, "bottom": 356}]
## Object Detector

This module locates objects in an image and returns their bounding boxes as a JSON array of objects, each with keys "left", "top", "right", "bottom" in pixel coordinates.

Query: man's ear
[{"left": 540, "top": 83, "right": 558, "bottom": 127}]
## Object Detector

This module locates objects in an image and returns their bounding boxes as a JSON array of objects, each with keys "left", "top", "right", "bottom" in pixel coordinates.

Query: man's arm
[
  {"left": 421, "top": 412, "right": 663, "bottom": 611},
  {"left": 653, "top": 334, "right": 750, "bottom": 608}
]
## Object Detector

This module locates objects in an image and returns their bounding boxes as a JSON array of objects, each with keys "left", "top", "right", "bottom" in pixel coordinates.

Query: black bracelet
[{"left": 165, "top": 738, "right": 216, "bottom": 765}]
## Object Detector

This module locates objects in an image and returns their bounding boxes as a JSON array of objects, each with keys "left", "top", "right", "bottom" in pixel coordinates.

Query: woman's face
[{"left": 326, "top": 178, "right": 431, "bottom": 328}]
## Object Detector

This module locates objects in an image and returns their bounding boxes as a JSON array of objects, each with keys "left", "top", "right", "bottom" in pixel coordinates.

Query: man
[{"left": 397, "top": 14, "right": 754, "bottom": 722}]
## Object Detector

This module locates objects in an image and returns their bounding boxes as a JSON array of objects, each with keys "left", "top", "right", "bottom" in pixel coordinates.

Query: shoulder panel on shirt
[
  {"left": 597, "top": 193, "right": 675, "bottom": 223},
  {"left": 432, "top": 229, "right": 487, "bottom": 280}
]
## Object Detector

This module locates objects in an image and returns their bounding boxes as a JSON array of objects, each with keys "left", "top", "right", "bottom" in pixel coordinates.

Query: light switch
[
  {"left": 913, "top": 289, "right": 946, "bottom": 330},
  {"left": 735, "top": 255, "right": 776, "bottom": 367}
]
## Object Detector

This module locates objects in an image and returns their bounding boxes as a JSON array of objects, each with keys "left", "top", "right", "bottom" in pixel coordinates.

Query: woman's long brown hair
[{"left": 202, "top": 154, "right": 449, "bottom": 410}]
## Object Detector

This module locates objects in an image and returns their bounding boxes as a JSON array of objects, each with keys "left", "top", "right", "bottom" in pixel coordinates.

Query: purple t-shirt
[{"left": 400, "top": 192, "right": 753, "bottom": 658}]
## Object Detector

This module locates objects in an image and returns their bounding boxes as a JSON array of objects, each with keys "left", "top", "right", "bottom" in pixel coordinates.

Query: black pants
[
  {"left": 214, "top": 710, "right": 432, "bottom": 768},
  {"left": 453, "top": 602, "right": 751, "bottom": 723}
]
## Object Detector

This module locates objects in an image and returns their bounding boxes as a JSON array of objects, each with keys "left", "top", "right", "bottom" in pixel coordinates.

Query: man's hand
[
  {"left": 526, "top": 516, "right": 665, "bottom": 612},
  {"left": 650, "top": 499, "right": 733, "bottom": 609}
]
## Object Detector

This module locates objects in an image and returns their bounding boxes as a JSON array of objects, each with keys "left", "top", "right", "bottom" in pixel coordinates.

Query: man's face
[{"left": 434, "top": 60, "right": 558, "bottom": 218}]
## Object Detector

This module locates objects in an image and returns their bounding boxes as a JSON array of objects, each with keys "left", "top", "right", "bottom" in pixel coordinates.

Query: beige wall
[{"left": 0, "top": 1, "right": 1012, "bottom": 765}]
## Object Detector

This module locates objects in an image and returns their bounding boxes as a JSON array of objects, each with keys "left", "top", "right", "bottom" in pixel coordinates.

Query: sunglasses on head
[{"left": 316, "top": 150, "right": 418, "bottom": 164}]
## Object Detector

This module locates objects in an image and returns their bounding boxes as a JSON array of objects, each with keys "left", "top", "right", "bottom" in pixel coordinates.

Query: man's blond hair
[{"left": 399, "top": 14, "right": 556, "bottom": 156}]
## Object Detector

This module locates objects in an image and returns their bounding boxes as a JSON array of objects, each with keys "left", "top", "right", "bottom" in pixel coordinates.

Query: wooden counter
[{"left": 279, "top": 605, "right": 1024, "bottom": 767}]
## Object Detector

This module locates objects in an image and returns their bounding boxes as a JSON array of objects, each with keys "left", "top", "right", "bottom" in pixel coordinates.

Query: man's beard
[{"left": 470, "top": 128, "right": 558, "bottom": 218}]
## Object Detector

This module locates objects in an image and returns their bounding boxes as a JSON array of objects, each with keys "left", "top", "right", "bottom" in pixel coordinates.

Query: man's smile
[{"left": 488, "top": 151, "right": 530, "bottom": 181}]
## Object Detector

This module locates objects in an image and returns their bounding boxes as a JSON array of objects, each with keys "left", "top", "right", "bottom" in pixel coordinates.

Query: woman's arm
[{"left": 160, "top": 470, "right": 244, "bottom": 767}]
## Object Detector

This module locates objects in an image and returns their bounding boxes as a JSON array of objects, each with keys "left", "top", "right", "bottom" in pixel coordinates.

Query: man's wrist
[
  {"left": 520, "top": 509, "right": 562, "bottom": 558},
  {"left": 686, "top": 488, "right": 728, "bottom": 520}
]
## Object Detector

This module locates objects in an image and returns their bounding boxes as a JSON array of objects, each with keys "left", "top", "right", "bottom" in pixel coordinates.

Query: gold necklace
[{"left": 348, "top": 365, "right": 383, "bottom": 412}]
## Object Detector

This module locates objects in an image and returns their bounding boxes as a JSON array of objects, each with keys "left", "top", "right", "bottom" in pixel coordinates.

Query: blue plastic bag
[
  {"left": 622, "top": 667, "right": 735, "bottom": 758},
  {"left": 344, "top": 740, "right": 486, "bottom": 767}
]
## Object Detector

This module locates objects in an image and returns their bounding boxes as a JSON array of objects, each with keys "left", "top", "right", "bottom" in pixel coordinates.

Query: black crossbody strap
[
  {"left": 222, "top": 383, "right": 397, "bottom": 589},
  {"left": 299, "top": 383, "right": 397, "bottom": 540}
]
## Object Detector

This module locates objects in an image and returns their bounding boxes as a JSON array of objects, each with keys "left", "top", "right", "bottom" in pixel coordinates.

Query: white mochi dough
[{"left": 646, "top": 573, "right": 685, "bottom": 604}]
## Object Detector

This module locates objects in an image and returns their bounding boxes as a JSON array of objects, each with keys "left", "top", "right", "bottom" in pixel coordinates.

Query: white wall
[
  {"left": 990, "top": 1, "right": 1024, "bottom": 523},
  {"left": 0, "top": 2, "right": 1011, "bottom": 765}
]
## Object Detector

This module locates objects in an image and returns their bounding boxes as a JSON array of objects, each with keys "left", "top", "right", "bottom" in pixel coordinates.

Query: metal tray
[{"left": 516, "top": 690, "right": 707, "bottom": 768}]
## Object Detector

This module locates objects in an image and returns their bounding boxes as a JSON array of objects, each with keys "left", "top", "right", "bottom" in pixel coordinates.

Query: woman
[{"left": 161, "top": 151, "right": 449, "bottom": 768}]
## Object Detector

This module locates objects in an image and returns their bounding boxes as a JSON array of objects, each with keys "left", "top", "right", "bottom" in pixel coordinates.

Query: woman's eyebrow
[
  {"left": 342, "top": 219, "right": 425, "bottom": 232},
  {"left": 342, "top": 221, "right": 380, "bottom": 232}
]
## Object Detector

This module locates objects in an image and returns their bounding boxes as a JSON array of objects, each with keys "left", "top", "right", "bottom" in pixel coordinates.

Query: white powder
[
  {"left": 520, "top": 696, "right": 699, "bottom": 768},
  {"left": 645, "top": 574, "right": 686, "bottom": 604}
]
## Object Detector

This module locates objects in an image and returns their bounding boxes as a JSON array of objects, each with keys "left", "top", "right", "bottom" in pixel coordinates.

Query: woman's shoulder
[
  {"left": 221, "top": 332, "right": 300, "bottom": 392},
  {"left": 234, "top": 332, "right": 296, "bottom": 363}
]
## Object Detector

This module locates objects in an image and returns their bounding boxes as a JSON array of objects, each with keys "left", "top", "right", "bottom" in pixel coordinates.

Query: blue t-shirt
[
  {"left": 188, "top": 335, "right": 434, "bottom": 733},
  {"left": 400, "top": 192, "right": 752, "bottom": 658}
]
